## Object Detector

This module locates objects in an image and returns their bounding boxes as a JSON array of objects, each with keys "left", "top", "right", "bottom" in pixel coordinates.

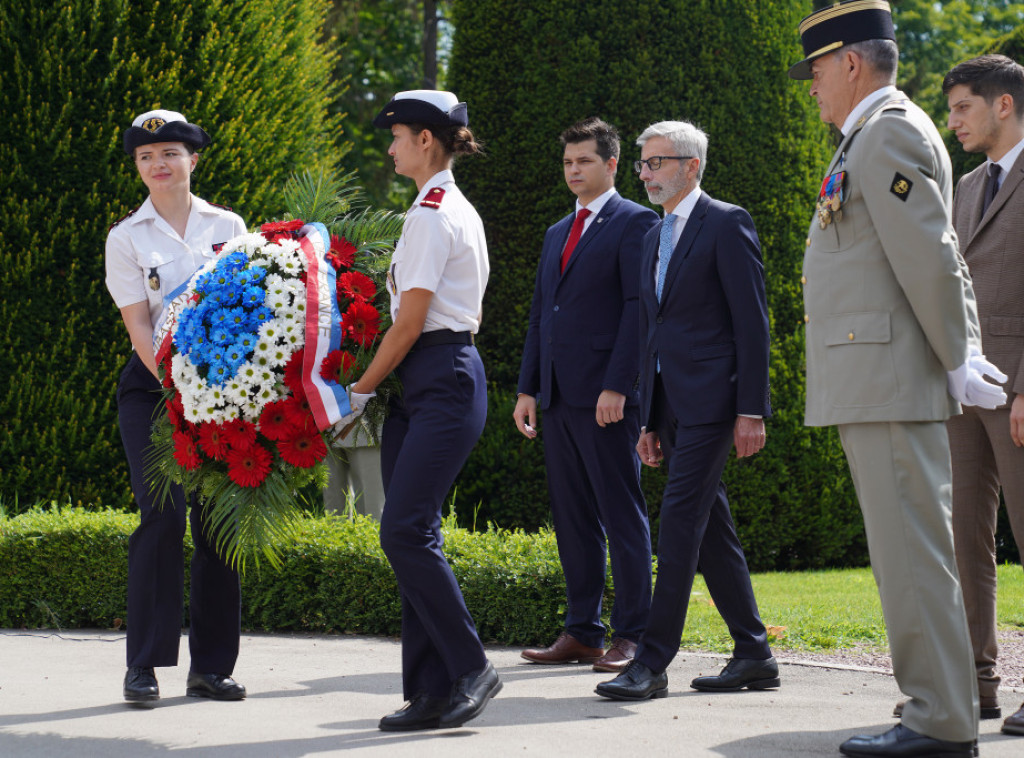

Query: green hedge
[
  {"left": 0, "top": 507, "right": 594, "bottom": 645},
  {"left": 447, "top": 0, "right": 864, "bottom": 570},
  {"left": 0, "top": 0, "right": 343, "bottom": 509}
]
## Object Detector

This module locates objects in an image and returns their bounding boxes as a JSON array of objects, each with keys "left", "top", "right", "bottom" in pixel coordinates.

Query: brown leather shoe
[
  {"left": 1003, "top": 702, "right": 1024, "bottom": 736},
  {"left": 592, "top": 638, "right": 637, "bottom": 673},
  {"left": 521, "top": 632, "right": 603, "bottom": 664},
  {"left": 894, "top": 695, "right": 1001, "bottom": 719}
]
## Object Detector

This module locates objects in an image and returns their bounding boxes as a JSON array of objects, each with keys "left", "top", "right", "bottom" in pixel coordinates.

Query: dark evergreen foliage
[
  {"left": 446, "top": 0, "right": 872, "bottom": 570},
  {"left": 0, "top": 1, "right": 343, "bottom": 508}
]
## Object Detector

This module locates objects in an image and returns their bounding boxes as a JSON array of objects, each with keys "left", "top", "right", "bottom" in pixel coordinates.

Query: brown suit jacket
[{"left": 952, "top": 147, "right": 1024, "bottom": 403}]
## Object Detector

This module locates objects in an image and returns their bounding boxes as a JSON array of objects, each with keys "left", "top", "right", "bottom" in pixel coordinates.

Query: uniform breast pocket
[
  {"left": 824, "top": 311, "right": 897, "bottom": 407},
  {"left": 810, "top": 222, "right": 842, "bottom": 253},
  {"left": 140, "top": 249, "right": 176, "bottom": 300}
]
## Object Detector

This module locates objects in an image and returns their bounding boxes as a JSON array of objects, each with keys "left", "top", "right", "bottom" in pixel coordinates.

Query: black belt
[{"left": 411, "top": 329, "right": 474, "bottom": 351}]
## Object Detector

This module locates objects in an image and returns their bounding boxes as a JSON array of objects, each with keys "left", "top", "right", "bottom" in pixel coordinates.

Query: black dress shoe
[
  {"left": 439, "top": 661, "right": 502, "bottom": 728},
  {"left": 379, "top": 694, "right": 449, "bottom": 731},
  {"left": 690, "top": 656, "right": 780, "bottom": 692},
  {"left": 124, "top": 666, "right": 159, "bottom": 703},
  {"left": 840, "top": 724, "right": 975, "bottom": 757},
  {"left": 595, "top": 661, "right": 668, "bottom": 701},
  {"left": 185, "top": 671, "right": 246, "bottom": 701}
]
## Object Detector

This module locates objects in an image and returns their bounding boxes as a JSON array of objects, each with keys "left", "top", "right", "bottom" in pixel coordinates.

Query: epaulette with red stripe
[
  {"left": 419, "top": 187, "right": 446, "bottom": 209},
  {"left": 109, "top": 205, "right": 140, "bottom": 232}
]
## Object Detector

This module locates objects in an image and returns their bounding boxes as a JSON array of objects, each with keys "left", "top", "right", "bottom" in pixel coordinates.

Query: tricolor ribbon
[{"left": 299, "top": 222, "right": 352, "bottom": 429}]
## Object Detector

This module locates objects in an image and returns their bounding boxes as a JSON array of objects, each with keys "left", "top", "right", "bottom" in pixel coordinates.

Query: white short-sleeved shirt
[
  {"left": 105, "top": 195, "right": 246, "bottom": 332},
  {"left": 389, "top": 169, "right": 489, "bottom": 333}
]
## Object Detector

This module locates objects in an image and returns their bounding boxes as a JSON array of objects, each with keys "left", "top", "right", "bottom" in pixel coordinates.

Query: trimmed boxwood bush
[
  {"left": 0, "top": 507, "right": 605, "bottom": 645},
  {"left": 448, "top": 0, "right": 865, "bottom": 570}
]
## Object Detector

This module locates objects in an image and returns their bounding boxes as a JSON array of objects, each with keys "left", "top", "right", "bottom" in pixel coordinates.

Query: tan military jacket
[{"left": 802, "top": 90, "right": 979, "bottom": 426}]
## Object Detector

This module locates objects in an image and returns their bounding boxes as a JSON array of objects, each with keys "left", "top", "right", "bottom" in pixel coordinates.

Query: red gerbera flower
[
  {"left": 277, "top": 426, "right": 327, "bottom": 468},
  {"left": 197, "top": 422, "right": 231, "bottom": 461},
  {"left": 337, "top": 271, "right": 376, "bottom": 304},
  {"left": 172, "top": 429, "right": 202, "bottom": 470},
  {"left": 166, "top": 393, "right": 185, "bottom": 428},
  {"left": 319, "top": 350, "right": 358, "bottom": 385},
  {"left": 341, "top": 301, "right": 381, "bottom": 348},
  {"left": 327, "top": 234, "right": 357, "bottom": 270},
  {"left": 226, "top": 443, "right": 273, "bottom": 487},
  {"left": 161, "top": 354, "right": 174, "bottom": 388},
  {"left": 258, "top": 399, "right": 301, "bottom": 441},
  {"left": 222, "top": 418, "right": 258, "bottom": 449},
  {"left": 283, "top": 349, "right": 306, "bottom": 398},
  {"left": 260, "top": 219, "right": 305, "bottom": 244},
  {"left": 283, "top": 394, "right": 317, "bottom": 431}
]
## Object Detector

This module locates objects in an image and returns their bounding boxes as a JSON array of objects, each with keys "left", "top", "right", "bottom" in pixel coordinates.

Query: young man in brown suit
[{"left": 944, "top": 53, "right": 1024, "bottom": 738}]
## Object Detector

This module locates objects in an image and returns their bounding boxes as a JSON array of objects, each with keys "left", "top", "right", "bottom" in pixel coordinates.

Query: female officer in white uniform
[
  {"left": 105, "top": 110, "right": 247, "bottom": 704},
  {"left": 345, "top": 90, "right": 498, "bottom": 731}
]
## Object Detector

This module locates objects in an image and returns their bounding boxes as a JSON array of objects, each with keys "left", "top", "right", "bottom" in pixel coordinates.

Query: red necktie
[{"left": 560, "top": 208, "right": 592, "bottom": 273}]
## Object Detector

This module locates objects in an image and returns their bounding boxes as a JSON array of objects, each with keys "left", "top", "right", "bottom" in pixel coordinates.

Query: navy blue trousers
[
  {"left": 635, "top": 377, "right": 770, "bottom": 674},
  {"left": 379, "top": 343, "right": 488, "bottom": 700},
  {"left": 117, "top": 353, "right": 240, "bottom": 673},
  {"left": 543, "top": 389, "right": 651, "bottom": 647}
]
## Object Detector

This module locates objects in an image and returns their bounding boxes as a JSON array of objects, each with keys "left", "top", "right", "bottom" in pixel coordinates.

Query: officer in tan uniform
[{"left": 789, "top": 2, "right": 1007, "bottom": 756}]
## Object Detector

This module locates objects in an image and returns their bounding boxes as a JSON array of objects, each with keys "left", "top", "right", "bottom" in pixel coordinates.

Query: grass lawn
[{"left": 680, "top": 563, "right": 1024, "bottom": 653}]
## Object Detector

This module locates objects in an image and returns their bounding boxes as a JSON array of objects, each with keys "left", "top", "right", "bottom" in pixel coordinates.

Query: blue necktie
[{"left": 656, "top": 214, "right": 677, "bottom": 302}]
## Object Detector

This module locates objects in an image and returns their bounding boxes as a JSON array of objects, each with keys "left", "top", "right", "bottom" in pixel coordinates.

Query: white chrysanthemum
[
  {"left": 194, "top": 402, "right": 223, "bottom": 424},
  {"left": 225, "top": 377, "right": 252, "bottom": 407},
  {"left": 241, "top": 396, "right": 266, "bottom": 421},
  {"left": 255, "top": 342, "right": 291, "bottom": 368},
  {"left": 251, "top": 385, "right": 277, "bottom": 406},
  {"left": 185, "top": 404, "right": 204, "bottom": 425},
  {"left": 171, "top": 353, "right": 189, "bottom": 386},
  {"left": 267, "top": 290, "right": 290, "bottom": 311},
  {"left": 258, "top": 321, "right": 283, "bottom": 342},
  {"left": 236, "top": 362, "right": 261, "bottom": 385},
  {"left": 219, "top": 405, "right": 240, "bottom": 422},
  {"left": 256, "top": 367, "right": 275, "bottom": 386}
]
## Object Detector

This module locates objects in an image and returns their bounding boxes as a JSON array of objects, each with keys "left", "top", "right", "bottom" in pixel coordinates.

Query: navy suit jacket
[
  {"left": 639, "top": 192, "right": 771, "bottom": 428},
  {"left": 518, "top": 192, "right": 659, "bottom": 409}
]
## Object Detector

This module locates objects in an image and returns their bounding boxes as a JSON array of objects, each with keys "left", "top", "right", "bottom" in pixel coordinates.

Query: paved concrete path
[{"left": 1, "top": 630, "right": 1020, "bottom": 756}]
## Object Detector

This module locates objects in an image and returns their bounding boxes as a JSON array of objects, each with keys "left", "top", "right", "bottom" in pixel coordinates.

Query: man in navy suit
[
  {"left": 515, "top": 117, "right": 659, "bottom": 673},
  {"left": 597, "top": 120, "right": 778, "bottom": 701}
]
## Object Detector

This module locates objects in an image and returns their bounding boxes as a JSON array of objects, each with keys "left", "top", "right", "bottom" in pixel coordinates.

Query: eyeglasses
[{"left": 633, "top": 156, "right": 693, "bottom": 173}]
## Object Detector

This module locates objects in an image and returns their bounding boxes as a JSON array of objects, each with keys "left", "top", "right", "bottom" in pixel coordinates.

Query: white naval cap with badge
[
  {"left": 123, "top": 109, "right": 212, "bottom": 155},
  {"left": 371, "top": 90, "right": 469, "bottom": 128}
]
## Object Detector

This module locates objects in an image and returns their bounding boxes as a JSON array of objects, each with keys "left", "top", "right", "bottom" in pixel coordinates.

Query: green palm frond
[
  {"left": 330, "top": 207, "right": 405, "bottom": 249},
  {"left": 282, "top": 167, "right": 364, "bottom": 225}
]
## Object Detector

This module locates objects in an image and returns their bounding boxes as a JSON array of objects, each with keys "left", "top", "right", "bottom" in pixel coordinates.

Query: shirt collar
[
  {"left": 414, "top": 169, "right": 455, "bottom": 205},
  {"left": 575, "top": 186, "right": 618, "bottom": 215},
  {"left": 992, "top": 135, "right": 1024, "bottom": 176},
  {"left": 841, "top": 85, "right": 899, "bottom": 136},
  {"left": 128, "top": 193, "right": 210, "bottom": 226},
  {"left": 668, "top": 186, "right": 702, "bottom": 222}
]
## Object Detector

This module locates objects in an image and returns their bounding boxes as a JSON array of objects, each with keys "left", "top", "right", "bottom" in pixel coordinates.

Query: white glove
[
  {"left": 947, "top": 349, "right": 1007, "bottom": 410},
  {"left": 347, "top": 385, "right": 376, "bottom": 416},
  {"left": 330, "top": 385, "right": 376, "bottom": 442}
]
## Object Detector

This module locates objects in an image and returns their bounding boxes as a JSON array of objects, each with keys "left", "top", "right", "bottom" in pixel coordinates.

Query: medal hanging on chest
[{"left": 817, "top": 170, "right": 846, "bottom": 228}]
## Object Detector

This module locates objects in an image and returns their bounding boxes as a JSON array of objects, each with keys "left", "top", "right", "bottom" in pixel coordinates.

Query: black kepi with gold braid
[{"left": 788, "top": 1, "right": 895, "bottom": 80}]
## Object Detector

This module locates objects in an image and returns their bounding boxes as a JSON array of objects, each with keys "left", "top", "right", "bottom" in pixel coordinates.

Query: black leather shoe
[
  {"left": 839, "top": 724, "right": 975, "bottom": 757},
  {"left": 123, "top": 666, "right": 159, "bottom": 703},
  {"left": 439, "top": 661, "right": 502, "bottom": 728},
  {"left": 379, "top": 694, "right": 448, "bottom": 731},
  {"left": 690, "top": 656, "right": 780, "bottom": 692},
  {"left": 185, "top": 671, "right": 246, "bottom": 701},
  {"left": 595, "top": 661, "right": 668, "bottom": 701}
]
